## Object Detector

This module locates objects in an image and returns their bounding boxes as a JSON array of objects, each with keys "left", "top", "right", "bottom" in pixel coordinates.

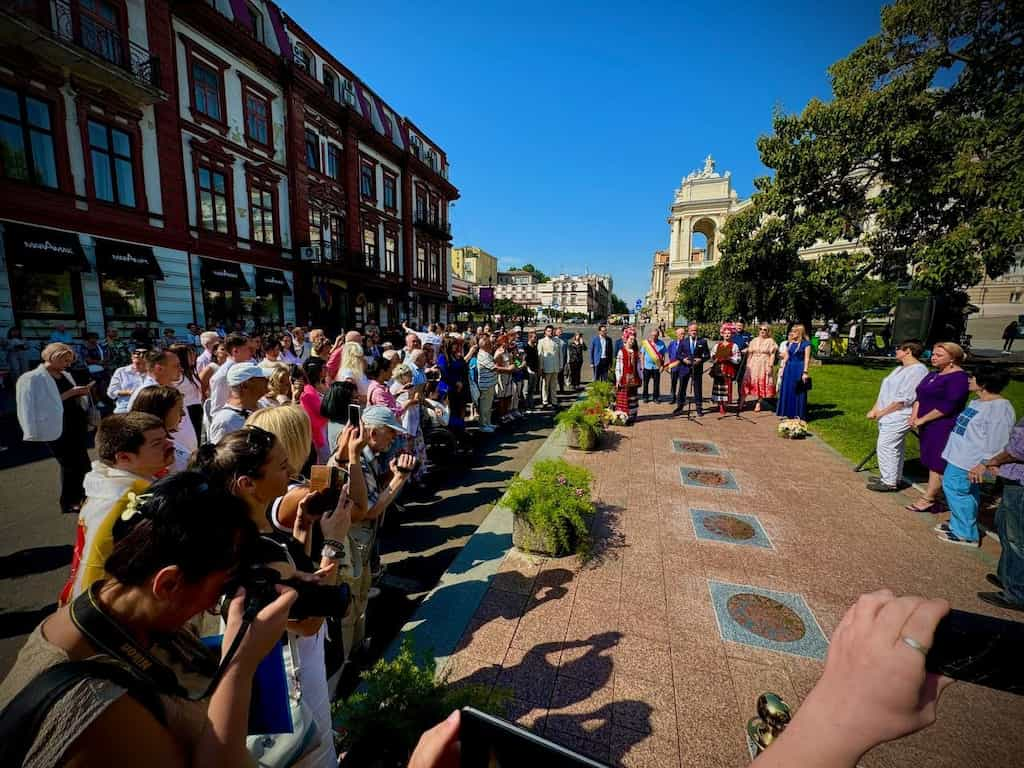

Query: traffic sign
[
  {"left": 634, "top": 299, "right": 642, "bottom": 310},
  {"left": 552, "top": 301, "right": 559, "bottom": 308}
]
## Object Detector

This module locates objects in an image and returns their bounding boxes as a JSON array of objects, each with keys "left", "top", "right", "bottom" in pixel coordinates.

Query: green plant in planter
[
  {"left": 585, "top": 379, "right": 615, "bottom": 408},
  {"left": 334, "top": 638, "right": 508, "bottom": 768},
  {"left": 555, "top": 398, "right": 604, "bottom": 450},
  {"left": 506, "top": 458, "right": 595, "bottom": 556}
]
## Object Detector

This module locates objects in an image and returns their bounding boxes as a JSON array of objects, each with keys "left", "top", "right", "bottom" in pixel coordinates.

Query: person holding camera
[
  {"left": 346, "top": 407, "right": 417, "bottom": 654},
  {"left": 194, "top": 425, "right": 353, "bottom": 767},
  {"left": 0, "top": 471, "right": 296, "bottom": 768}
]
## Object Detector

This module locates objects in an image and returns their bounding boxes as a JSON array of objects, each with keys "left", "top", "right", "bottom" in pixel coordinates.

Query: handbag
[{"left": 798, "top": 375, "right": 813, "bottom": 392}]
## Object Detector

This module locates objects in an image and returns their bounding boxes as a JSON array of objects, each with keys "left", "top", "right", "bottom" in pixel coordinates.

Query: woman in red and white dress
[
  {"left": 614, "top": 328, "right": 642, "bottom": 424},
  {"left": 710, "top": 324, "right": 741, "bottom": 415}
]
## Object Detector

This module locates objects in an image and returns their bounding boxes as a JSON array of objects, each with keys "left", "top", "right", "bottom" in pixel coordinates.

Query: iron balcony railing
[{"left": 49, "top": 0, "right": 160, "bottom": 88}]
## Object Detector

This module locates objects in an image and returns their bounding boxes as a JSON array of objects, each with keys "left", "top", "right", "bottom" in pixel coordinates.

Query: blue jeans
[
  {"left": 943, "top": 464, "right": 980, "bottom": 542},
  {"left": 996, "top": 483, "right": 1024, "bottom": 604}
]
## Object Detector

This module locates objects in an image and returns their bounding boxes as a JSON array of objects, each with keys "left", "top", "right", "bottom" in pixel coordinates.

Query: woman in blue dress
[{"left": 776, "top": 324, "right": 812, "bottom": 419}]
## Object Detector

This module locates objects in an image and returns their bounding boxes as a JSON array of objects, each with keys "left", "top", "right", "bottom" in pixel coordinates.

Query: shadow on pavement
[
  {"left": 0, "top": 603, "right": 57, "bottom": 639},
  {"left": 0, "top": 545, "right": 73, "bottom": 580}
]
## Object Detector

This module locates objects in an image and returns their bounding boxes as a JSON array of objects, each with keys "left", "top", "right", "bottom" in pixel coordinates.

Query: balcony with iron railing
[
  {"left": 413, "top": 210, "right": 452, "bottom": 240},
  {"left": 1, "top": 0, "right": 162, "bottom": 100}
]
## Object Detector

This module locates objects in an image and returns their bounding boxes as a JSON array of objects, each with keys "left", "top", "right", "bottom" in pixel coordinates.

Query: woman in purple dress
[{"left": 905, "top": 342, "right": 970, "bottom": 513}]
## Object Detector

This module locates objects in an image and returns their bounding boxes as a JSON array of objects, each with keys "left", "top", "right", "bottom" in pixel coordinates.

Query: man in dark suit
[
  {"left": 590, "top": 323, "right": 614, "bottom": 382},
  {"left": 672, "top": 322, "right": 709, "bottom": 416}
]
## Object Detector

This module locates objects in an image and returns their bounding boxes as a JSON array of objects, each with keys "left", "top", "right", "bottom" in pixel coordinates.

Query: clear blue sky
[{"left": 286, "top": 0, "right": 887, "bottom": 306}]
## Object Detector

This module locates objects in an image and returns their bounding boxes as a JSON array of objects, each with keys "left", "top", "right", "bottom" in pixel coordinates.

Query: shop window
[
  {"left": 88, "top": 120, "right": 135, "bottom": 207},
  {"left": 363, "top": 227, "right": 378, "bottom": 270},
  {"left": 0, "top": 86, "right": 58, "bottom": 188},
  {"left": 305, "top": 129, "right": 320, "bottom": 171},
  {"left": 197, "top": 164, "right": 230, "bottom": 234},
  {"left": 248, "top": 178, "right": 276, "bottom": 244},
  {"left": 204, "top": 288, "right": 241, "bottom": 328},
  {"left": 10, "top": 266, "right": 80, "bottom": 318},
  {"left": 245, "top": 293, "right": 283, "bottom": 326},
  {"left": 383, "top": 172, "right": 396, "bottom": 211},
  {"left": 384, "top": 234, "right": 397, "bottom": 273},
  {"left": 100, "top": 275, "right": 154, "bottom": 319},
  {"left": 243, "top": 89, "right": 271, "bottom": 148}
]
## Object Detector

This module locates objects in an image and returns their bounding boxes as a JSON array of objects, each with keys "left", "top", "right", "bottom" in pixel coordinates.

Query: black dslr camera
[{"left": 228, "top": 564, "right": 349, "bottom": 621}]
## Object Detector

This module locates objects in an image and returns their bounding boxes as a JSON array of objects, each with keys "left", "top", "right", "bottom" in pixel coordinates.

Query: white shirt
[
  {"left": 942, "top": 398, "right": 1017, "bottom": 471},
  {"left": 208, "top": 405, "right": 251, "bottom": 445},
  {"left": 876, "top": 363, "right": 928, "bottom": 426},
  {"left": 208, "top": 358, "right": 237, "bottom": 413},
  {"left": 174, "top": 374, "right": 202, "bottom": 408},
  {"left": 107, "top": 365, "right": 146, "bottom": 413},
  {"left": 16, "top": 366, "right": 68, "bottom": 441},
  {"left": 338, "top": 367, "right": 369, "bottom": 396}
]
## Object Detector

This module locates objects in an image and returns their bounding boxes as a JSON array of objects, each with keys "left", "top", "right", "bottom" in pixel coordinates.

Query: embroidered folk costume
[
  {"left": 615, "top": 328, "right": 642, "bottom": 424},
  {"left": 710, "top": 324, "right": 741, "bottom": 411}
]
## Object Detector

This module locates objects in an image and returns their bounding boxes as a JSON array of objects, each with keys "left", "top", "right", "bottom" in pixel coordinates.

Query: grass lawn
[{"left": 807, "top": 364, "right": 1024, "bottom": 470}]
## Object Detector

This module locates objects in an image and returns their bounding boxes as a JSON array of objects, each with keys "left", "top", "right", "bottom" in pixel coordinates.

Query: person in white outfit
[
  {"left": 106, "top": 348, "right": 148, "bottom": 413},
  {"left": 866, "top": 339, "right": 929, "bottom": 492},
  {"left": 207, "top": 333, "right": 253, "bottom": 414},
  {"left": 536, "top": 325, "right": 563, "bottom": 408}
]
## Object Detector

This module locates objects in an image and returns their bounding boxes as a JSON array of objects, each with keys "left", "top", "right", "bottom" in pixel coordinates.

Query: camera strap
[{"left": 70, "top": 582, "right": 254, "bottom": 701}]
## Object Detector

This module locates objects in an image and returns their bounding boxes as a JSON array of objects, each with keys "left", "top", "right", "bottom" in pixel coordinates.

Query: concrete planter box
[{"left": 512, "top": 514, "right": 567, "bottom": 557}]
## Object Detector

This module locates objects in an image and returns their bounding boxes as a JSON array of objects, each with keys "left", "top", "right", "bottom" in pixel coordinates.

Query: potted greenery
[
  {"left": 507, "top": 458, "right": 595, "bottom": 556},
  {"left": 555, "top": 398, "right": 604, "bottom": 451},
  {"left": 585, "top": 379, "right": 615, "bottom": 408},
  {"left": 335, "top": 639, "right": 508, "bottom": 767}
]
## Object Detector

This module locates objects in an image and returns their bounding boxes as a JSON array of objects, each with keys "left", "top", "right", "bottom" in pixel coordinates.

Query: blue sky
[{"left": 286, "top": 0, "right": 887, "bottom": 305}]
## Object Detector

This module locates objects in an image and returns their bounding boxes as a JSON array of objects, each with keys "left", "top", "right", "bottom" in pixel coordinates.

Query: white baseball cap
[{"left": 227, "top": 362, "right": 267, "bottom": 386}]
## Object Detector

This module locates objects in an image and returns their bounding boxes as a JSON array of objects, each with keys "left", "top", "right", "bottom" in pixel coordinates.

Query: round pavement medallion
[
  {"left": 703, "top": 514, "right": 756, "bottom": 540},
  {"left": 687, "top": 469, "right": 727, "bottom": 486},
  {"left": 726, "top": 593, "right": 806, "bottom": 642}
]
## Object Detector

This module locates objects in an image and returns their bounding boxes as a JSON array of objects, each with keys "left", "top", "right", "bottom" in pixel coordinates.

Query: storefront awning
[
  {"left": 255, "top": 267, "right": 292, "bottom": 295},
  {"left": 200, "top": 258, "right": 249, "bottom": 291},
  {"left": 3, "top": 222, "right": 90, "bottom": 273},
  {"left": 95, "top": 238, "right": 164, "bottom": 280}
]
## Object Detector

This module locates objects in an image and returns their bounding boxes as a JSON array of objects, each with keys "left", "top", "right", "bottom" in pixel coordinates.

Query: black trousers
[
  {"left": 670, "top": 369, "right": 686, "bottom": 404},
  {"left": 569, "top": 360, "right": 583, "bottom": 388},
  {"left": 48, "top": 430, "right": 91, "bottom": 512},
  {"left": 595, "top": 360, "right": 611, "bottom": 383},
  {"left": 642, "top": 369, "right": 661, "bottom": 400},
  {"left": 187, "top": 403, "right": 203, "bottom": 440},
  {"left": 675, "top": 367, "right": 704, "bottom": 412}
]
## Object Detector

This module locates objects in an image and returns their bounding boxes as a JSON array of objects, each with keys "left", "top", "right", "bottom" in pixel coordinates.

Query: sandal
[{"left": 905, "top": 499, "right": 938, "bottom": 513}]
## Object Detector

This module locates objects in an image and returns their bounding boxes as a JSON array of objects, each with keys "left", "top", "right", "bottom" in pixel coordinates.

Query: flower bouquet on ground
[
  {"left": 777, "top": 418, "right": 810, "bottom": 439},
  {"left": 603, "top": 408, "right": 628, "bottom": 426}
]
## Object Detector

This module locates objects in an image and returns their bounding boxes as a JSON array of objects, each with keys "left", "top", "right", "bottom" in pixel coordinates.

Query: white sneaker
[{"left": 481, "top": 425, "right": 496, "bottom": 433}]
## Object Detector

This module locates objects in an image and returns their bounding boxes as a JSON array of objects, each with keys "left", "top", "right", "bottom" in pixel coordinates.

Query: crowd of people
[{"left": 0, "top": 316, "right": 1011, "bottom": 765}]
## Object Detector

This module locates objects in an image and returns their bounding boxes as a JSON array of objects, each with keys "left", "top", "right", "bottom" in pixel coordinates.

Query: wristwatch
[{"left": 321, "top": 538, "right": 346, "bottom": 560}]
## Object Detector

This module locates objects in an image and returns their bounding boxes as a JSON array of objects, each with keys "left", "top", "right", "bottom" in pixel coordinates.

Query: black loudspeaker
[{"left": 892, "top": 296, "right": 935, "bottom": 344}]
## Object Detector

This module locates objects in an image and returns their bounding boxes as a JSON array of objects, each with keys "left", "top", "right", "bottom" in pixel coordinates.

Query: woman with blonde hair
[
  {"left": 246, "top": 403, "right": 313, "bottom": 478},
  {"left": 335, "top": 341, "right": 368, "bottom": 400},
  {"left": 261, "top": 363, "right": 293, "bottom": 407},
  {"left": 743, "top": 324, "right": 779, "bottom": 412},
  {"left": 905, "top": 341, "right": 970, "bottom": 513},
  {"left": 776, "top": 324, "right": 812, "bottom": 419}
]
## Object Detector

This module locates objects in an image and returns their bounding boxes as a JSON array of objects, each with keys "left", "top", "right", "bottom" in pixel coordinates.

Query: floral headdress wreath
[
  {"left": 119, "top": 490, "right": 153, "bottom": 524},
  {"left": 622, "top": 327, "right": 636, "bottom": 343},
  {"left": 719, "top": 322, "right": 737, "bottom": 336}
]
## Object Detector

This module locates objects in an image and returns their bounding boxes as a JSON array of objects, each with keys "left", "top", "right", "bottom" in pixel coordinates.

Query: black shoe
[
  {"left": 696, "top": 410, "right": 704, "bottom": 417},
  {"left": 977, "top": 592, "right": 1024, "bottom": 613},
  {"left": 866, "top": 478, "right": 898, "bottom": 493},
  {"left": 671, "top": 406, "right": 684, "bottom": 415},
  {"left": 986, "top": 573, "right": 1005, "bottom": 590}
]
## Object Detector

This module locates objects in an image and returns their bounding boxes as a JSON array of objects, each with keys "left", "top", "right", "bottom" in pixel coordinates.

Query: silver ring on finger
[{"left": 901, "top": 635, "right": 929, "bottom": 657}]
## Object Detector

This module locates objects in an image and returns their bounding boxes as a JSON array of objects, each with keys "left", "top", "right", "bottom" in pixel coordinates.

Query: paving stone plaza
[{"left": 441, "top": 401, "right": 1024, "bottom": 767}]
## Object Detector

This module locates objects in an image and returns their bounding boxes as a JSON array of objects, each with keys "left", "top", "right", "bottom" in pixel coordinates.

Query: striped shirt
[{"left": 476, "top": 350, "right": 497, "bottom": 389}]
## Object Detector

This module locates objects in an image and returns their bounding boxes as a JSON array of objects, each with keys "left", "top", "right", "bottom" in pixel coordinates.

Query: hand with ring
[{"left": 753, "top": 590, "right": 953, "bottom": 767}]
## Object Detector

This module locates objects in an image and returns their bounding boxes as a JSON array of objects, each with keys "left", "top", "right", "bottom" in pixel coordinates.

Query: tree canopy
[
  {"left": 509, "top": 264, "right": 551, "bottom": 282},
  {"left": 609, "top": 293, "right": 629, "bottom": 314},
  {"left": 682, "top": 0, "right": 1023, "bottom": 326}
]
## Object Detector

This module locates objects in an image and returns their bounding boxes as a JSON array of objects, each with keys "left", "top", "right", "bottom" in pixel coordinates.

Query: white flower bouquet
[{"left": 777, "top": 418, "right": 810, "bottom": 439}]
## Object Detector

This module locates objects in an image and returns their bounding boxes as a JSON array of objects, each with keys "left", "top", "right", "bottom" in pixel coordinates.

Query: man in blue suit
[
  {"left": 590, "top": 324, "right": 614, "bottom": 382},
  {"left": 672, "top": 322, "right": 710, "bottom": 416}
]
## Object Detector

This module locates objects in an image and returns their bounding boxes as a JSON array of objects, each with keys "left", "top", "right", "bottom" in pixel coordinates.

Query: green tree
[
  {"left": 609, "top": 293, "right": 629, "bottom": 314},
  {"left": 493, "top": 298, "right": 529, "bottom": 321},
  {"left": 717, "top": 0, "right": 1024, "bottom": 327},
  {"left": 509, "top": 264, "right": 551, "bottom": 282}
]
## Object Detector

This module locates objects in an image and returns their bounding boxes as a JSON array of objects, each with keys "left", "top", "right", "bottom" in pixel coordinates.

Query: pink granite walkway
[{"left": 443, "top": 398, "right": 1024, "bottom": 767}]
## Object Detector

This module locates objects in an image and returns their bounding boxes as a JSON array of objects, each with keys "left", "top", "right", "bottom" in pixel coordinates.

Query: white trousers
[{"left": 877, "top": 422, "right": 910, "bottom": 486}]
